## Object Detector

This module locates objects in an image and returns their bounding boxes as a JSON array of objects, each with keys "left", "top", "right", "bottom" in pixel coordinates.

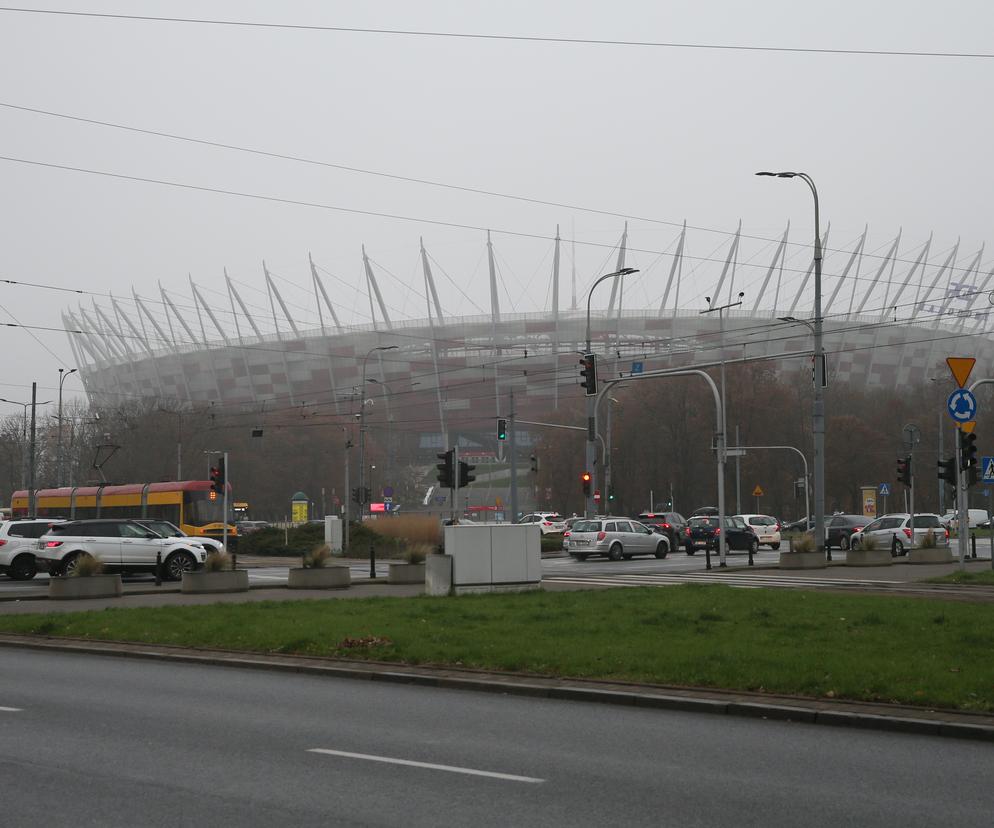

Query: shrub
[
  {"left": 204, "top": 551, "right": 232, "bottom": 572},
  {"left": 70, "top": 553, "right": 103, "bottom": 577},
  {"left": 790, "top": 533, "right": 815, "bottom": 553},
  {"left": 370, "top": 515, "right": 441, "bottom": 545},
  {"left": 403, "top": 542, "right": 434, "bottom": 565},
  {"left": 859, "top": 534, "right": 878, "bottom": 551},
  {"left": 304, "top": 544, "right": 331, "bottom": 569},
  {"left": 921, "top": 529, "right": 937, "bottom": 549}
]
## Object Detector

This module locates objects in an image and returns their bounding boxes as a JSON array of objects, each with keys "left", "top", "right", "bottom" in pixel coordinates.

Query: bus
[{"left": 11, "top": 481, "right": 238, "bottom": 546}]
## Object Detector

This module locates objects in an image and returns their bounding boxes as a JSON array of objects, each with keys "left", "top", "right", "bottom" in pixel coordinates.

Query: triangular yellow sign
[
  {"left": 752, "top": 485, "right": 764, "bottom": 497},
  {"left": 946, "top": 357, "right": 976, "bottom": 388},
  {"left": 960, "top": 420, "right": 977, "bottom": 434}
]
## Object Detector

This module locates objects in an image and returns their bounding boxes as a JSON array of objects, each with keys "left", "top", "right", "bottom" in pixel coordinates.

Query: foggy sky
[{"left": 2, "top": 0, "right": 992, "bottom": 412}]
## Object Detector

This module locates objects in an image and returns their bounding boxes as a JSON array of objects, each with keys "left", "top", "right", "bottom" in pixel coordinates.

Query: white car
[
  {"left": 0, "top": 518, "right": 64, "bottom": 580},
  {"left": 939, "top": 509, "right": 988, "bottom": 529},
  {"left": 517, "top": 512, "right": 567, "bottom": 534},
  {"left": 735, "top": 514, "right": 781, "bottom": 550},
  {"left": 850, "top": 513, "right": 949, "bottom": 556},
  {"left": 135, "top": 518, "right": 224, "bottom": 554},
  {"left": 37, "top": 518, "right": 209, "bottom": 580}
]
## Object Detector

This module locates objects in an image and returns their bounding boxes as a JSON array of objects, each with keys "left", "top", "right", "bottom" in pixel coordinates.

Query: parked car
[
  {"left": 134, "top": 519, "right": 224, "bottom": 554},
  {"left": 691, "top": 506, "right": 719, "bottom": 517},
  {"left": 939, "top": 509, "right": 989, "bottom": 530},
  {"left": 850, "top": 513, "right": 949, "bottom": 556},
  {"left": 564, "top": 517, "right": 669, "bottom": 561},
  {"left": 636, "top": 512, "right": 687, "bottom": 551},
  {"left": 824, "top": 514, "right": 866, "bottom": 550},
  {"left": 0, "top": 518, "right": 64, "bottom": 580},
  {"left": 37, "top": 519, "right": 209, "bottom": 580},
  {"left": 735, "top": 514, "right": 781, "bottom": 549},
  {"left": 785, "top": 516, "right": 815, "bottom": 532},
  {"left": 517, "top": 512, "right": 566, "bottom": 534},
  {"left": 683, "top": 515, "right": 758, "bottom": 555}
]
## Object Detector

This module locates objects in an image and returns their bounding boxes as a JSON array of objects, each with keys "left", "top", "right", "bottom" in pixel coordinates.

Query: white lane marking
[
  {"left": 307, "top": 748, "right": 544, "bottom": 784},
  {"left": 0, "top": 706, "right": 23, "bottom": 712}
]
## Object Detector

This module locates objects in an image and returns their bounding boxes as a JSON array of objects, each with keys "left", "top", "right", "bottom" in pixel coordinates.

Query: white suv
[
  {"left": 517, "top": 512, "right": 566, "bottom": 534},
  {"left": 735, "top": 514, "right": 782, "bottom": 550},
  {"left": 0, "top": 518, "right": 64, "bottom": 580},
  {"left": 37, "top": 519, "right": 209, "bottom": 580}
]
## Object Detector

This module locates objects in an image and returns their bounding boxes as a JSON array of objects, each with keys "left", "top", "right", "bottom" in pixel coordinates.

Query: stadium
[{"left": 64, "top": 222, "right": 994, "bottom": 453}]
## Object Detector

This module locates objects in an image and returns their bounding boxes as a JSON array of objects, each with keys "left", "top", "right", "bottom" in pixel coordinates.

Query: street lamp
[
  {"left": 584, "top": 267, "right": 639, "bottom": 517},
  {"left": 57, "top": 367, "right": 78, "bottom": 487},
  {"left": 0, "top": 396, "right": 51, "bottom": 489},
  {"left": 760, "top": 171, "right": 827, "bottom": 562},
  {"left": 358, "top": 344, "right": 398, "bottom": 526}
]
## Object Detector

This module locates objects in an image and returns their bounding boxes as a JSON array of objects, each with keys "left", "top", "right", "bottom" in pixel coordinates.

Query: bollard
[
  {"left": 155, "top": 551, "right": 162, "bottom": 586},
  {"left": 232, "top": 552, "right": 237, "bottom": 571},
  {"left": 971, "top": 534, "right": 977, "bottom": 559},
  {"left": 370, "top": 542, "right": 377, "bottom": 580},
  {"left": 748, "top": 541, "right": 754, "bottom": 567},
  {"left": 704, "top": 540, "right": 712, "bottom": 571}
]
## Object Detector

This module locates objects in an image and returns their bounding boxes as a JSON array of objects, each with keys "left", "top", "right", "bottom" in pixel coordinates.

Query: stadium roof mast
[
  {"left": 658, "top": 221, "right": 686, "bottom": 318},
  {"left": 362, "top": 245, "right": 392, "bottom": 330},
  {"left": 420, "top": 238, "right": 446, "bottom": 440},
  {"left": 309, "top": 253, "right": 344, "bottom": 333},
  {"left": 552, "top": 225, "right": 561, "bottom": 410}
]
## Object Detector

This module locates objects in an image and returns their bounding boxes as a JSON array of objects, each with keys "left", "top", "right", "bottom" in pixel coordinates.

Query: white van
[{"left": 940, "top": 509, "right": 989, "bottom": 529}]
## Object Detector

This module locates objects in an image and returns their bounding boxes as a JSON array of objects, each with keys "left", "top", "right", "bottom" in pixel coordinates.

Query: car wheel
[
  {"left": 749, "top": 539, "right": 759, "bottom": 555},
  {"left": 165, "top": 550, "right": 196, "bottom": 581},
  {"left": 840, "top": 535, "right": 850, "bottom": 551},
  {"left": 608, "top": 543, "right": 623, "bottom": 561},
  {"left": 61, "top": 552, "right": 87, "bottom": 576},
  {"left": 655, "top": 542, "right": 669, "bottom": 559},
  {"left": 891, "top": 538, "right": 903, "bottom": 557},
  {"left": 770, "top": 543, "right": 780, "bottom": 551},
  {"left": 8, "top": 554, "right": 37, "bottom": 581}
]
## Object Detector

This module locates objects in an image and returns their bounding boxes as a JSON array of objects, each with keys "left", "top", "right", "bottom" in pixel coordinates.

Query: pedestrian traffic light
[
  {"left": 497, "top": 418, "right": 507, "bottom": 441},
  {"left": 579, "top": 353, "right": 598, "bottom": 396},
  {"left": 581, "top": 471, "right": 592, "bottom": 497},
  {"left": 458, "top": 460, "right": 476, "bottom": 488},
  {"left": 937, "top": 457, "right": 957, "bottom": 489},
  {"left": 896, "top": 455, "right": 912, "bottom": 487},
  {"left": 959, "top": 429, "right": 978, "bottom": 473},
  {"left": 529, "top": 454, "right": 539, "bottom": 474},
  {"left": 436, "top": 449, "right": 454, "bottom": 488}
]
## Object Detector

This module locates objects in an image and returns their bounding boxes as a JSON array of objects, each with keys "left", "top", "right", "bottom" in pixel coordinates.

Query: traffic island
[
  {"left": 845, "top": 549, "right": 894, "bottom": 567},
  {"left": 287, "top": 566, "right": 351, "bottom": 589},
  {"left": 48, "top": 574, "right": 123, "bottom": 600},
  {"left": 181, "top": 570, "right": 250, "bottom": 594},
  {"left": 778, "top": 551, "right": 827, "bottom": 569},
  {"left": 909, "top": 548, "right": 954, "bottom": 565}
]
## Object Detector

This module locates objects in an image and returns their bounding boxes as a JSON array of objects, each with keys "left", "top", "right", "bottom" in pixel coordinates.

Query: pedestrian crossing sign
[
  {"left": 982, "top": 456, "right": 994, "bottom": 483},
  {"left": 879, "top": 483, "right": 890, "bottom": 496}
]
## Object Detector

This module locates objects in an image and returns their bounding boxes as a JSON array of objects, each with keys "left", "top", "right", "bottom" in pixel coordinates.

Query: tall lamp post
[
  {"left": 759, "top": 171, "right": 827, "bottom": 562},
  {"left": 585, "top": 267, "right": 638, "bottom": 517},
  {"left": 57, "top": 367, "right": 78, "bottom": 487},
  {"left": 358, "top": 345, "right": 398, "bottom": 525}
]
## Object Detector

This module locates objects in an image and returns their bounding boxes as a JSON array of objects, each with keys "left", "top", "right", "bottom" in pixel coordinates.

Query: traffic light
[
  {"left": 210, "top": 465, "right": 223, "bottom": 494},
  {"left": 529, "top": 455, "right": 539, "bottom": 474},
  {"left": 581, "top": 471, "right": 592, "bottom": 497},
  {"left": 436, "top": 449, "right": 454, "bottom": 488},
  {"left": 959, "top": 429, "right": 978, "bottom": 472},
  {"left": 497, "top": 418, "right": 507, "bottom": 441},
  {"left": 896, "top": 455, "right": 912, "bottom": 487},
  {"left": 351, "top": 486, "right": 361, "bottom": 504},
  {"left": 608, "top": 488, "right": 615, "bottom": 502},
  {"left": 579, "top": 353, "right": 598, "bottom": 396},
  {"left": 458, "top": 460, "right": 476, "bottom": 488},
  {"left": 938, "top": 457, "right": 957, "bottom": 489}
]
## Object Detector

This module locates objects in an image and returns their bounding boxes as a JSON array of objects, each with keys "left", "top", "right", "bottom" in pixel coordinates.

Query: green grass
[
  {"left": 928, "top": 570, "right": 994, "bottom": 586},
  {"left": 3, "top": 587, "right": 993, "bottom": 712}
]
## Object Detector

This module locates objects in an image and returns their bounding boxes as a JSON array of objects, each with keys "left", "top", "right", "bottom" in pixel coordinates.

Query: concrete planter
[
  {"left": 845, "top": 548, "right": 894, "bottom": 567},
  {"left": 779, "top": 550, "right": 827, "bottom": 569},
  {"left": 181, "top": 569, "right": 249, "bottom": 594},
  {"left": 387, "top": 562, "right": 426, "bottom": 584},
  {"left": 908, "top": 547, "right": 954, "bottom": 565},
  {"left": 425, "top": 554, "right": 453, "bottom": 596},
  {"left": 287, "top": 565, "right": 350, "bottom": 589},
  {"left": 49, "top": 574, "right": 122, "bottom": 600}
]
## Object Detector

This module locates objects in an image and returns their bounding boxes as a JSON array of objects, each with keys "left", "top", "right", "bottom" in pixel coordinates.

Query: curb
[{"left": 1, "top": 633, "right": 991, "bottom": 743}]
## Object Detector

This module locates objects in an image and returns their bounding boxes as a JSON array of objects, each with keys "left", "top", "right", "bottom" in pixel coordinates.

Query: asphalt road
[{"left": 2, "top": 649, "right": 993, "bottom": 827}]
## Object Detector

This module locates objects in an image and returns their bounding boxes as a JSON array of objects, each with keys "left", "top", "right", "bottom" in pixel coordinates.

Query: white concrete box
[
  {"left": 443, "top": 524, "right": 541, "bottom": 594},
  {"left": 324, "top": 516, "right": 343, "bottom": 553}
]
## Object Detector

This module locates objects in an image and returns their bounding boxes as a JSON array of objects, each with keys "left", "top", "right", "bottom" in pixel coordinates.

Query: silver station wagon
[{"left": 564, "top": 517, "right": 670, "bottom": 561}]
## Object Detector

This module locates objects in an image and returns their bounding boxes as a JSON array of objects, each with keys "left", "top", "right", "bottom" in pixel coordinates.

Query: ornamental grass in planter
[
  {"left": 387, "top": 543, "right": 431, "bottom": 584},
  {"left": 181, "top": 550, "right": 249, "bottom": 593},
  {"left": 49, "top": 554, "right": 122, "bottom": 600},
  {"left": 288, "top": 545, "right": 350, "bottom": 589}
]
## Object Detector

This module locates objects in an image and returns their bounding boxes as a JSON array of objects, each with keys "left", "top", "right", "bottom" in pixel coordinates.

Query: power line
[{"left": 1, "top": 7, "right": 990, "bottom": 60}]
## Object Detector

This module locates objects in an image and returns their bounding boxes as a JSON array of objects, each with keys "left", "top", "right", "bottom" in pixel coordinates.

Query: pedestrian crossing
[{"left": 542, "top": 570, "right": 907, "bottom": 592}]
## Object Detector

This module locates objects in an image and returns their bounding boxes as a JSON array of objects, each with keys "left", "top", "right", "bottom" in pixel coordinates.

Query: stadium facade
[{"left": 64, "top": 223, "right": 994, "bottom": 443}]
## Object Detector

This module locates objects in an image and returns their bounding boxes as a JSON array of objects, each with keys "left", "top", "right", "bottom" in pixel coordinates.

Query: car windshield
[
  {"left": 688, "top": 517, "right": 715, "bottom": 528},
  {"left": 138, "top": 519, "right": 186, "bottom": 537},
  {"left": 571, "top": 520, "right": 600, "bottom": 533},
  {"left": 750, "top": 516, "right": 776, "bottom": 526}
]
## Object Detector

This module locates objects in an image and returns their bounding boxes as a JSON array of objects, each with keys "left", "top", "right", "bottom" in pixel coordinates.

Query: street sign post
[
  {"left": 879, "top": 481, "right": 890, "bottom": 514},
  {"left": 631, "top": 361, "right": 644, "bottom": 374},
  {"left": 752, "top": 484, "right": 763, "bottom": 511},
  {"left": 946, "top": 357, "right": 976, "bottom": 388}
]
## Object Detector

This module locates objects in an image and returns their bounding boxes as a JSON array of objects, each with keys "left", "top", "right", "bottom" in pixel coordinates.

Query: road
[{"left": 1, "top": 648, "right": 992, "bottom": 827}]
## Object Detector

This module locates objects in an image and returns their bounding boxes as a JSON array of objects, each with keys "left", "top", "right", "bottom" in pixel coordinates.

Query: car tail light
[
  {"left": 596, "top": 531, "right": 606, "bottom": 540},
  {"left": 714, "top": 527, "right": 721, "bottom": 535},
  {"left": 0, "top": 539, "right": 6, "bottom": 546},
  {"left": 563, "top": 531, "right": 571, "bottom": 538},
  {"left": 903, "top": 528, "right": 912, "bottom": 539},
  {"left": 684, "top": 527, "right": 691, "bottom": 536},
  {"left": 542, "top": 521, "right": 552, "bottom": 526},
  {"left": 45, "top": 541, "right": 63, "bottom": 548},
  {"left": 945, "top": 528, "right": 950, "bottom": 540},
  {"left": 775, "top": 522, "right": 781, "bottom": 532},
  {"left": 661, "top": 522, "right": 671, "bottom": 529},
  {"left": 854, "top": 527, "right": 863, "bottom": 533}
]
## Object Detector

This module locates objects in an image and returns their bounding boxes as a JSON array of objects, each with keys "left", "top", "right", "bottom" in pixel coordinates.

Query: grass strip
[
  {"left": 928, "top": 570, "right": 994, "bottom": 585},
  {"left": 1, "top": 585, "right": 992, "bottom": 712}
]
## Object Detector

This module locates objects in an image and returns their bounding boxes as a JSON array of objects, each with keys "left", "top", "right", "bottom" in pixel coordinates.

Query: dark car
[
  {"left": 691, "top": 506, "right": 720, "bottom": 518},
  {"left": 636, "top": 512, "right": 687, "bottom": 550},
  {"left": 785, "top": 516, "right": 814, "bottom": 532},
  {"left": 825, "top": 514, "right": 867, "bottom": 550},
  {"left": 683, "top": 515, "right": 758, "bottom": 555}
]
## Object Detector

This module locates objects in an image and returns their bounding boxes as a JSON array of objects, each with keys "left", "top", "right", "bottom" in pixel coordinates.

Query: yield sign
[
  {"left": 946, "top": 357, "right": 976, "bottom": 388},
  {"left": 752, "top": 485, "right": 764, "bottom": 497}
]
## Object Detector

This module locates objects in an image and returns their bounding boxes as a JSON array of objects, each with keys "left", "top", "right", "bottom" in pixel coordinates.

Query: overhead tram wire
[
  {"left": 0, "top": 99, "right": 982, "bottom": 276},
  {"left": 2, "top": 7, "right": 992, "bottom": 59}
]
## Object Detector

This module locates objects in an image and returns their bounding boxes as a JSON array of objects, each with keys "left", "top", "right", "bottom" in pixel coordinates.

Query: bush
[
  {"left": 237, "top": 523, "right": 325, "bottom": 556},
  {"left": 542, "top": 533, "right": 565, "bottom": 552},
  {"left": 859, "top": 534, "right": 878, "bottom": 551},
  {"left": 303, "top": 545, "right": 331, "bottom": 569},
  {"left": 204, "top": 551, "right": 232, "bottom": 572},
  {"left": 70, "top": 553, "right": 104, "bottom": 577},
  {"left": 403, "top": 542, "right": 435, "bottom": 565},
  {"left": 790, "top": 533, "right": 815, "bottom": 553},
  {"left": 921, "top": 529, "right": 937, "bottom": 549},
  {"left": 370, "top": 515, "right": 441, "bottom": 546}
]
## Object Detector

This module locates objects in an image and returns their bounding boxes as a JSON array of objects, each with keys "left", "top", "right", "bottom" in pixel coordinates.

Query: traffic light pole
[
  {"left": 509, "top": 389, "right": 519, "bottom": 522},
  {"left": 222, "top": 451, "right": 229, "bottom": 554},
  {"left": 585, "top": 384, "right": 596, "bottom": 518},
  {"left": 956, "top": 432, "right": 968, "bottom": 571},
  {"left": 452, "top": 443, "right": 459, "bottom": 524}
]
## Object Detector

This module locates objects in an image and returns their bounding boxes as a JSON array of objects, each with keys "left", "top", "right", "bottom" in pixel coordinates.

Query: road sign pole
[{"left": 956, "top": 433, "right": 967, "bottom": 571}]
